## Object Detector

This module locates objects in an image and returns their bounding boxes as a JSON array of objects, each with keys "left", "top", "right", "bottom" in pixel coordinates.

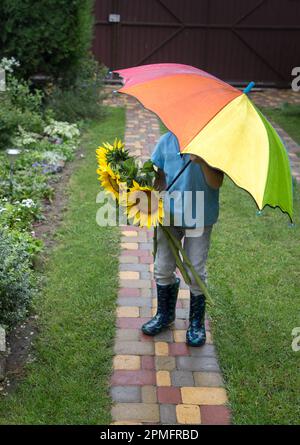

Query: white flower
[
  {"left": 0, "top": 207, "right": 7, "bottom": 214},
  {"left": 21, "top": 198, "right": 35, "bottom": 208}
]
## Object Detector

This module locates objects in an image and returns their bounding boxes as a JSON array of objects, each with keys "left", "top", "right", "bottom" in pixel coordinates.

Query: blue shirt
[{"left": 151, "top": 132, "right": 219, "bottom": 228}]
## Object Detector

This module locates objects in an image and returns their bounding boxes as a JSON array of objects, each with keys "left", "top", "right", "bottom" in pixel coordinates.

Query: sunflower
[
  {"left": 97, "top": 164, "right": 120, "bottom": 200},
  {"left": 125, "top": 180, "right": 164, "bottom": 228}
]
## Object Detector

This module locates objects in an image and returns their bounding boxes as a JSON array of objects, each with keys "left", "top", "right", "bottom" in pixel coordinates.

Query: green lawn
[
  {"left": 263, "top": 106, "right": 300, "bottom": 152},
  {"left": 0, "top": 107, "right": 125, "bottom": 424},
  {"left": 160, "top": 120, "right": 300, "bottom": 424}
]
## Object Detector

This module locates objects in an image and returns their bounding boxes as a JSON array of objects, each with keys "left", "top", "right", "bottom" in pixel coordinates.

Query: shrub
[
  {"left": 0, "top": 0, "right": 95, "bottom": 82},
  {"left": 0, "top": 229, "right": 36, "bottom": 329},
  {"left": 45, "top": 54, "right": 106, "bottom": 122}
]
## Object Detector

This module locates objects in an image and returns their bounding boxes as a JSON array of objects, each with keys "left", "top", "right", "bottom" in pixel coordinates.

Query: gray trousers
[{"left": 154, "top": 226, "right": 212, "bottom": 295}]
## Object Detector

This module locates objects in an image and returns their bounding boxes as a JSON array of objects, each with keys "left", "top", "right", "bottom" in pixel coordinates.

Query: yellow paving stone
[
  {"left": 120, "top": 242, "right": 138, "bottom": 250},
  {"left": 156, "top": 370, "right": 171, "bottom": 386},
  {"left": 173, "top": 330, "right": 186, "bottom": 342},
  {"left": 176, "top": 404, "right": 201, "bottom": 424},
  {"left": 155, "top": 342, "right": 169, "bottom": 356},
  {"left": 151, "top": 307, "right": 156, "bottom": 316},
  {"left": 206, "top": 331, "right": 213, "bottom": 344},
  {"left": 113, "top": 355, "right": 141, "bottom": 370},
  {"left": 181, "top": 387, "right": 228, "bottom": 405},
  {"left": 119, "top": 271, "right": 139, "bottom": 280},
  {"left": 179, "top": 289, "right": 189, "bottom": 299},
  {"left": 117, "top": 306, "right": 139, "bottom": 318},
  {"left": 111, "top": 422, "right": 142, "bottom": 425},
  {"left": 152, "top": 298, "right": 157, "bottom": 307},
  {"left": 121, "top": 230, "right": 138, "bottom": 237}
]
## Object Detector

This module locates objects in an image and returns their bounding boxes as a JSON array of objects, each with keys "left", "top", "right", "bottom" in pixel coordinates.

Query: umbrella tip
[{"left": 243, "top": 81, "right": 255, "bottom": 94}]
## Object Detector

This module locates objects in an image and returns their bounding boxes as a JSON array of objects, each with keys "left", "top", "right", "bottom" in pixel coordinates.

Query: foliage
[
  {"left": 0, "top": 229, "right": 36, "bottom": 329},
  {"left": 0, "top": 0, "right": 95, "bottom": 81}
]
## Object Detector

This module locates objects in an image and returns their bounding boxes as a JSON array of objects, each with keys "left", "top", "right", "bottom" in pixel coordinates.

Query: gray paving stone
[
  {"left": 119, "top": 263, "right": 150, "bottom": 272},
  {"left": 110, "top": 386, "right": 141, "bottom": 403},
  {"left": 155, "top": 356, "right": 176, "bottom": 371},
  {"left": 176, "top": 356, "right": 220, "bottom": 372},
  {"left": 171, "top": 370, "right": 194, "bottom": 387},
  {"left": 153, "top": 330, "right": 174, "bottom": 342},
  {"left": 141, "top": 272, "right": 152, "bottom": 280},
  {"left": 189, "top": 344, "right": 216, "bottom": 357},
  {"left": 115, "top": 329, "right": 140, "bottom": 341},
  {"left": 193, "top": 371, "right": 224, "bottom": 387},
  {"left": 117, "top": 297, "right": 152, "bottom": 307},
  {"left": 176, "top": 308, "right": 189, "bottom": 319},
  {"left": 160, "top": 404, "right": 177, "bottom": 424},
  {"left": 114, "top": 340, "right": 154, "bottom": 355},
  {"left": 140, "top": 307, "right": 152, "bottom": 318}
]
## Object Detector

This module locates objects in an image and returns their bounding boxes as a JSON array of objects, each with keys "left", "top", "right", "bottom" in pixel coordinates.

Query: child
[{"left": 142, "top": 131, "right": 223, "bottom": 346}]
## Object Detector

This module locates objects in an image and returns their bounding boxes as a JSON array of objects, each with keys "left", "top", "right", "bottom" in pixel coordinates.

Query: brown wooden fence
[{"left": 92, "top": 0, "right": 300, "bottom": 87}]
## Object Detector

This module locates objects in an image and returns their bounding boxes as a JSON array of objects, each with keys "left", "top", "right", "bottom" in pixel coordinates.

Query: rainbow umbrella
[{"left": 115, "top": 63, "right": 293, "bottom": 221}]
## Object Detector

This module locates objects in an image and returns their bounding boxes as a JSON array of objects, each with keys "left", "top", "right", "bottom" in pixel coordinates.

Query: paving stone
[
  {"left": 110, "top": 386, "right": 141, "bottom": 403},
  {"left": 115, "top": 329, "right": 140, "bottom": 342},
  {"left": 112, "top": 403, "right": 159, "bottom": 423},
  {"left": 141, "top": 272, "right": 152, "bottom": 280},
  {"left": 193, "top": 372, "right": 224, "bottom": 387},
  {"left": 178, "top": 289, "right": 190, "bottom": 299},
  {"left": 111, "top": 370, "right": 156, "bottom": 386},
  {"left": 120, "top": 279, "right": 151, "bottom": 289},
  {"left": 117, "top": 297, "right": 152, "bottom": 307},
  {"left": 181, "top": 387, "right": 228, "bottom": 405},
  {"left": 114, "top": 340, "right": 154, "bottom": 355},
  {"left": 121, "top": 230, "right": 138, "bottom": 237},
  {"left": 155, "top": 356, "right": 176, "bottom": 371},
  {"left": 176, "top": 308, "right": 189, "bottom": 319},
  {"left": 141, "top": 385, "right": 157, "bottom": 403},
  {"left": 117, "top": 306, "right": 139, "bottom": 318},
  {"left": 119, "top": 271, "right": 140, "bottom": 280},
  {"left": 171, "top": 370, "right": 194, "bottom": 387},
  {"left": 113, "top": 355, "right": 141, "bottom": 370},
  {"left": 189, "top": 344, "right": 216, "bottom": 357},
  {"left": 157, "top": 387, "right": 181, "bottom": 404},
  {"left": 117, "top": 317, "right": 149, "bottom": 329},
  {"left": 120, "top": 242, "right": 139, "bottom": 250},
  {"left": 140, "top": 256, "right": 153, "bottom": 264},
  {"left": 200, "top": 405, "right": 231, "bottom": 425},
  {"left": 140, "top": 307, "right": 152, "bottom": 317},
  {"left": 160, "top": 404, "right": 177, "bottom": 424},
  {"left": 140, "top": 288, "right": 152, "bottom": 297},
  {"left": 176, "top": 404, "right": 201, "bottom": 424},
  {"left": 169, "top": 343, "right": 189, "bottom": 356},
  {"left": 176, "top": 356, "right": 220, "bottom": 372},
  {"left": 119, "top": 255, "right": 139, "bottom": 264},
  {"left": 156, "top": 371, "right": 171, "bottom": 386},
  {"left": 173, "top": 330, "right": 186, "bottom": 343},
  {"left": 118, "top": 287, "right": 140, "bottom": 297},
  {"left": 153, "top": 330, "right": 174, "bottom": 342},
  {"left": 155, "top": 342, "right": 169, "bottom": 356},
  {"left": 119, "top": 263, "right": 150, "bottom": 272},
  {"left": 141, "top": 356, "right": 155, "bottom": 370}
]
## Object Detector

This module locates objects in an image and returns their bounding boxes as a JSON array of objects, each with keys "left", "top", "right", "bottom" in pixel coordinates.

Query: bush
[
  {"left": 45, "top": 54, "right": 106, "bottom": 122},
  {"left": 0, "top": 229, "right": 36, "bottom": 329},
  {"left": 0, "top": 95, "right": 44, "bottom": 149},
  {"left": 0, "top": 0, "right": 94, "bottom": 82}
]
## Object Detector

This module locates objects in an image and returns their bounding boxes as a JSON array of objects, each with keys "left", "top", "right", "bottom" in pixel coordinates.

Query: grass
[
  {"left": 160, "top": 120, "right": 300, "bottom": 424},
  {"left": 262, "top": 104, "right": 300, "bottom": 154},
  {"left": 0, "top": 107, "right": 125, "bottom": 424},
  {"left": 209, "top": 178, "right": 300, "bottom": 424}
]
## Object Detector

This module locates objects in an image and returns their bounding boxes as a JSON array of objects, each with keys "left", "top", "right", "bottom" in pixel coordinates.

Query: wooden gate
[{"left": 93, "top": 0, "right": 300, "bottom": 87}]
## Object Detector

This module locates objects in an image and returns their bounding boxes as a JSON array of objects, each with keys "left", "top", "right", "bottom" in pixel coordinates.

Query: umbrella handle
[{"left": 243, "top": 81, "right": 255, "bottom": 94}]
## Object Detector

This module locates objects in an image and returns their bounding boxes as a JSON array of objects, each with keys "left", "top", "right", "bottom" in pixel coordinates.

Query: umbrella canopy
[{"left": 115, "top": 63, "right": 293, "bottom": 220}]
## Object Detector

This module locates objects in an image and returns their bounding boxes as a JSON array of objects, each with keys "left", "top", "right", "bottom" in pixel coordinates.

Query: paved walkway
[
  {"left": 110, "top": 95, "right": 229, "bottom": 425},
  {"left": 107, "top": 87, "right": 300, "bottom": 425}
]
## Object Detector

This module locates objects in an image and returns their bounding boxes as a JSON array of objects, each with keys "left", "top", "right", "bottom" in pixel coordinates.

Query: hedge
[{"left": 0, "top": 0, "right": 95, "bottom": 81}]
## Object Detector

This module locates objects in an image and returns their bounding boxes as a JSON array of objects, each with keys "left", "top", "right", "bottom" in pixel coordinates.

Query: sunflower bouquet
[{"left": 96, "top": 139, "right": 212, "bottom": 304}]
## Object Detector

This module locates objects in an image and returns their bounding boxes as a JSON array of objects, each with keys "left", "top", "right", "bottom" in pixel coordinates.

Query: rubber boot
[
  {"left": 186, "top": 293, "right": 206, "bottom": 347},
  {"left": 142, "top": 278, "right": 180, "bottom": 336}
]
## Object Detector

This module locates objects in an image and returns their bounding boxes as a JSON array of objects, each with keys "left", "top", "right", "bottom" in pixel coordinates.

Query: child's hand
[{"left": 154, "top": 168, "right": 167, "bottom": 192}]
